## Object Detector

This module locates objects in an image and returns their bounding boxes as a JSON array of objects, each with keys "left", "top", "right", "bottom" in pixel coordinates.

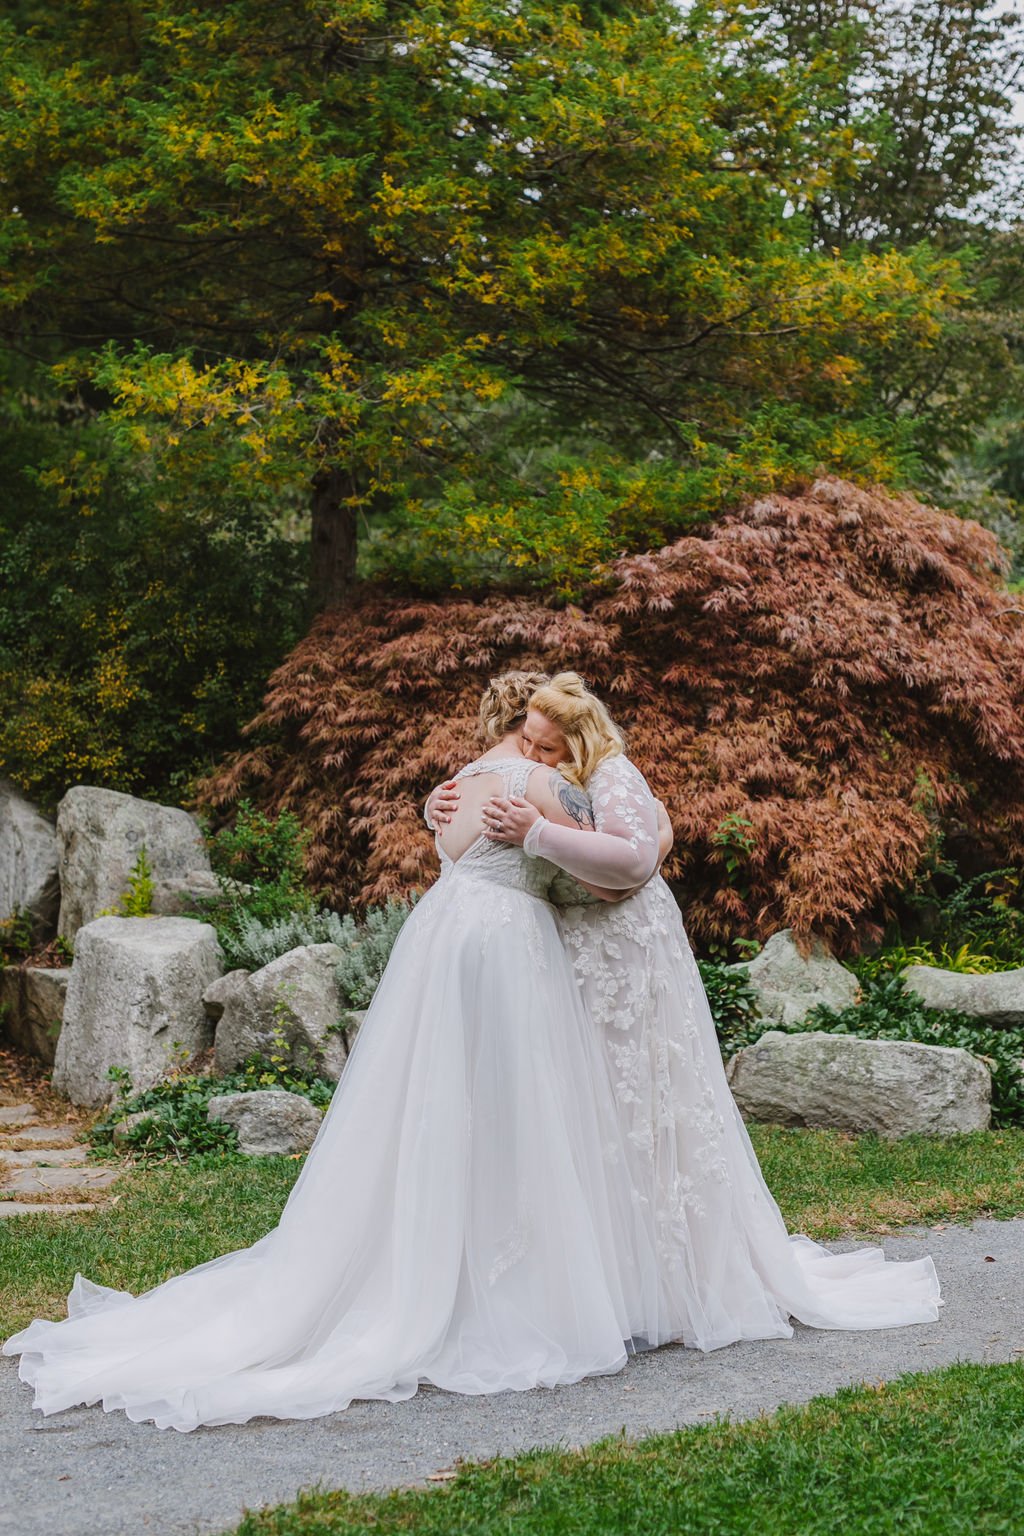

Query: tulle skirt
[
  {"left": 5, "top": 867, "right": 941, "bottom": 1433},
  {"left": 5, "top": 869, "right": 647, "bottom": 1430}
]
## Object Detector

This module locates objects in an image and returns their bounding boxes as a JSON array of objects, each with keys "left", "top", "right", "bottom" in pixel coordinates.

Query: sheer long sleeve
[{"left": 524, "top": 755, "right": 661, "bottom": 888}]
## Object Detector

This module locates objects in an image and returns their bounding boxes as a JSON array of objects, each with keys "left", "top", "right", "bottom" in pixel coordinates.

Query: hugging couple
[{"left": 5, "top": 671, "right": 940, "bottom": 1433}]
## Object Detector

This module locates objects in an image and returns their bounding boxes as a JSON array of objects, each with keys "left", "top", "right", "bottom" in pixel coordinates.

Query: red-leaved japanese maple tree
[{"left": 199, "top": 479, "right": 1024, "bottom": 949}]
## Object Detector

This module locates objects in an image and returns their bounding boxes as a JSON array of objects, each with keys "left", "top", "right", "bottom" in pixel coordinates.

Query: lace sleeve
[{"left": 523, "top": 755, "right": 660, "bottom": 888}]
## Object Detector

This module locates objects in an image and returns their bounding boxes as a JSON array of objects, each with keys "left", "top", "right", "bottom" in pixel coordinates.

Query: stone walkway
[
  {"left": 0, "top": 1102, "right": 118, "bottom": 1216},
  {"left": 3, "top": 1214, "right": 1024, "bottom": 1536}
]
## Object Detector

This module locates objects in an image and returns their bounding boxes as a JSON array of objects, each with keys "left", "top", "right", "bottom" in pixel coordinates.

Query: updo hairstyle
[
  {"left": 478, "top": 670, "right": 551, "bottom": 741},
  {"left": 527, "top": 672, "right": 625, "bottom": 787}
]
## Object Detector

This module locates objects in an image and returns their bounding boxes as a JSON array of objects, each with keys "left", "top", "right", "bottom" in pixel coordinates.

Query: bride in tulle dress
[
  {"left": 3, "top": 675, "right": 668, "bottom": 1431},
  {"left": 471, "top": 672, "right": 942, "bottom": 1351},
  {"left": 6, "top": 673, "right": 941, "bottom": 1434}
]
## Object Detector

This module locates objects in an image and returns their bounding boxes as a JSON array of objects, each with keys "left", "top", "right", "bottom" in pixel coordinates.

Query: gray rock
[
  {"left": 201, "top": 968, "right": 252, "bottom": 1024},
  {"left": 56, "top": 786, "right": 217, "bottom": 941},
  {"left": 0, "top": 780, "right": 60, "bottom": 943},
  {"left": 728, "top": 929, "right": 859, "bottom": 1027},
  {"left": 207, "top": 1089, "right": 323, "bottom": 1156},
  {"left": 726, "top": 1029, "right": 991, "bottom": 1137},
  {"left": 0, "top": 965, "right": 71, "bottom": 1065},
  {"left": 902, "top": 964, "right": 1024, "bottom": 1029},
  {"left": 209, "top": 944, "right": 354, "bottom": 1081},
  {"left": 151, "top": 868, "right": 222, "bottom": 916},
  {"left": 53, "top": 916, "right": 223, "bottom": 1107}
]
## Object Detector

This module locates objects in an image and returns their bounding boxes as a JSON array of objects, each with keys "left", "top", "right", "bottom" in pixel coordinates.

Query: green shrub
[
  {"left": 205, "top": 799, "right": 312, "bottom": 895},
  {"left": 698, "top": 959, "right": 763, "bottom": 1056},
  {"left": 197, "top": 800, "right": 319, "bottom": 959},
  {"left": 901, "top": 867, "right": 1024, "bottom": 971},
  {"left": 0, "top": 410, "right": 306, "bottom": 812},
  {"left": 0, "top": 907, "right": 36, "bottom": 964}
]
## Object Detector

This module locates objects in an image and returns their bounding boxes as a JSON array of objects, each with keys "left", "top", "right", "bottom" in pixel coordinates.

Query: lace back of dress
[{"left": 448, "top": 757, "right": 551, "bottom": 899}]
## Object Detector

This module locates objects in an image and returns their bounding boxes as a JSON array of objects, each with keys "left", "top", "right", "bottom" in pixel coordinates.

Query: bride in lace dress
[
  {"left": 4, "top": 676, "right": 666, "bottom": 1432},
  {"left": 475, "top": 672, "right": 942, "bottom": 1351}
]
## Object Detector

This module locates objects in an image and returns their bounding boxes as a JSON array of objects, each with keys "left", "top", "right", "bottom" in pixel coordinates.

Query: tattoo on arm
[{"left": 549, "top": 771, "right": 595, "bottom": 829}]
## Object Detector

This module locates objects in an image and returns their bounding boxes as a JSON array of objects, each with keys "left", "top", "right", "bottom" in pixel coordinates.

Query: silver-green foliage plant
[
  {"left": 333, "top": 898, "right": 416, "bottom": 1011},
  {"left": 220, "top": 896, "right": 416, "bottom": 1015},
  {"left": 222, "top": 907, "right": 355, "bottom": 972}
]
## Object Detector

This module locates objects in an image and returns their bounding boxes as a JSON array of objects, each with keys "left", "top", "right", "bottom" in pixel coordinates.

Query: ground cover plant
[
  {"left": 6, "top": 1127, "right": 1024, "bottom": 1338},
  {"left": 90, "top": 1050, "right": 335, "bottom": 1162},
  {"left": 201, "top": 479, "right": 1024, "bottom": 951},
  {"left": 225, "top": 1362, "right": 1024, "bottom": 1536}
]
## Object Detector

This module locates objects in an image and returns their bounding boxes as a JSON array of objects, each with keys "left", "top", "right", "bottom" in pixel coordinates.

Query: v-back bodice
[{"left": 436, "top": 757, "right": 555, "bottom": 901}]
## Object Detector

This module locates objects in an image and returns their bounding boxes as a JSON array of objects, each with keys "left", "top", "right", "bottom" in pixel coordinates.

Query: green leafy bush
[
  {"left": 938, "top": 868, "right": 1024, "bottom": 966},
  {"left": 900, "top": 867, "right": 1024, "bottom": 971},
  {"left": 206, "top": 799, "right": 311, "bottom": 895},
  {"left": 198, "top": 800, "right": 318, "bottom": 960},
  {"left": 698, "top": 959, "right": 763, "bottom": 1056},
  {"left": 0, "top": 907, "right": 36, "bottom": 964},
  {"left": 92, "top": 1049, "right": 335, "bottom": 1163},
  {"left": 0, "top": 409, "right": 306, "bottom": 812}
]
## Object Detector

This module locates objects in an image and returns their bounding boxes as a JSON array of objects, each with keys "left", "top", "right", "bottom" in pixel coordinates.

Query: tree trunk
[{"left": 310, "top": 466, "right": 359, "bottom": 611}]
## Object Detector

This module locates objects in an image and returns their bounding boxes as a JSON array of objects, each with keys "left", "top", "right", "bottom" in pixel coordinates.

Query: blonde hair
[
  {"left": 478, "top": 670, "right": 551, "bottom": 741},
  {"left": 527, "top": 672, "right": 625, "bottom": 787}
]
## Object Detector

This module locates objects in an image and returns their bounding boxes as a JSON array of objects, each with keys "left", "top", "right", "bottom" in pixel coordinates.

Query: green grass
[
  {"left": 5, "top": 1129, "right": 1024, "bottom": 1336},
  {"left": 0, "top": 1156, "right": 298, "bottom": 1335},
  {"left": 749, "top": 1124, "right": 1024, "bottom": 1238},
  {"left": 228, "top": 1361, "right": 1024, "bottom": 1535}
]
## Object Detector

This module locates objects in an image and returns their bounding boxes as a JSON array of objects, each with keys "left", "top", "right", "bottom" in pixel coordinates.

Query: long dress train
[
  {"left": 529, "top": 754, "right": 942, "bottom": 1352},
  {"left": 4, "top": 759, "right": 645, "bottom": 1431}
]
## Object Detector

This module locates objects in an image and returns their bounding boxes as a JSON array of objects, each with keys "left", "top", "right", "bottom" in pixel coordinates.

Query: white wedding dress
[
  {"left": 4, "top": 758, "right": 648, "bottom": 1431},
  {"left": 6, "top": 754, "right": 941, "bottom": 1433},
  {"left": 531, "top": 754, "right": 942, "bottom": 1350}
]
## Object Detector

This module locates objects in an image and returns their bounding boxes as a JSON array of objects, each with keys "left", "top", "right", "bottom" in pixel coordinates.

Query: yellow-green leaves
[{"left": 0, "top": 0, "right": 981, "bottom": 598}]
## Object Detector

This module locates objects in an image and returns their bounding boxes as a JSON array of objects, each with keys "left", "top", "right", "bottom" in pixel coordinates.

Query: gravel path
[{"left": 4, "top": 1216, "right": 1023, "bottom": 1536}]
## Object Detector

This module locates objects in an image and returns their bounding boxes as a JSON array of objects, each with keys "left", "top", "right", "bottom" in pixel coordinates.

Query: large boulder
[
  {"left": 207, "top": 1089, "right": 323, "bottom": 1156},
  {"left": 56, "top": 786, "right": 220, "bottom": 942},
  {"left": 728, "top": 929, "right": 859, "bottom": 1027},
  {"left": 0, "top": 965, "right": 71, "bottom": 1065},
  {"left": 53, "top": 916, "right": 223, "bottom": 1106},
  {"left": 0, "top": 780, "right": 60, "bottom": 943},
  {"left": 725, "top": 1029, "right": 991, "bottom": 1137},
  {"left": 901, "top": 965, "right": 1024, "bottom": 1029},
  {"left": 204, "top": 944, "right": 354, "bottom": 1080}
]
